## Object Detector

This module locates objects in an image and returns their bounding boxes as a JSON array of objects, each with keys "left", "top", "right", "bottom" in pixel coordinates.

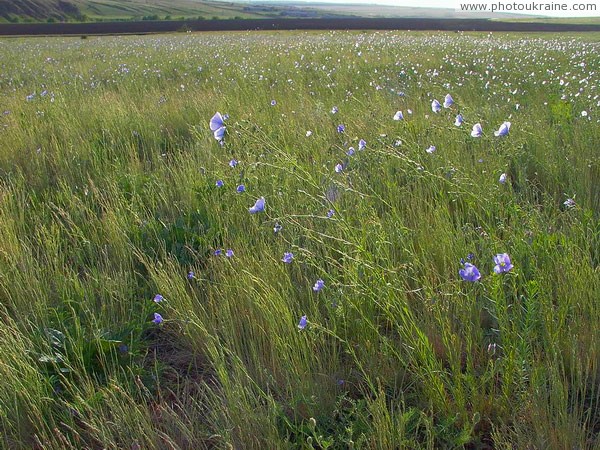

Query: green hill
[
  {"left": 0, "top": 0, "right": 286, "bottom": 22},
  {"left": 0, "top": 0, "right": 81, "bottom": 22},
  {"left": 4, "top": 0, "right": 589, "bottom": 24},
  {"left": 71, "top": 0, "right": 274, "bottom": 21}
]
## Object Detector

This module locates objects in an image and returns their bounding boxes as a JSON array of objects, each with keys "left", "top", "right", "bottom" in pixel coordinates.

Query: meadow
[{"left": 0, "top": 30, "right": 599, "bottom": 449}]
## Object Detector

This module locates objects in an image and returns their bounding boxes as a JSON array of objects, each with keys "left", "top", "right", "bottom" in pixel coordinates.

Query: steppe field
[{"left": 0, "top": 30, "right": 599, "bottom": 449}]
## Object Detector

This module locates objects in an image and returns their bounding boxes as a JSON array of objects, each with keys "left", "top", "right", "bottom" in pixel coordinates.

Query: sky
[{"left": 285, "top": 0, "right": 600, "bottom": 17}]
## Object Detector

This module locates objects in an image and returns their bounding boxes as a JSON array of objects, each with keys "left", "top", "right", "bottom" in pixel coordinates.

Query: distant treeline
[{"left": 1, "top": 18, "right": 599, "bottom": 36}]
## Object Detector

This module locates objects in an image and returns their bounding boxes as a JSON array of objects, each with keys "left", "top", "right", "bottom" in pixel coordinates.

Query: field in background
[
  {"left": 0, "top": 31, "right": 599, "bottom": 449},
  {"left": 0, "top": 0, "right": 566, "bottom": 23},
  {"left": 0, "top": 0, "right": 347, "bottom": 23},
  {"left": 74, "top": 0, "right": 496, "bottom": 21},
  {"left": 297, "top": 3, "right": 524, "bottom": 18},
  {"left": 494, "top": 16, "right": 600, "bottom": 24},
  {"left": 72, "top": 0, "right": 271, "bottom": 20}
]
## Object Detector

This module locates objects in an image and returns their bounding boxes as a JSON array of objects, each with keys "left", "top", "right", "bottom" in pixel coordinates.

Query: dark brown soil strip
[{"left": 0, "top": 18, "right": 599, "bottom": 36}]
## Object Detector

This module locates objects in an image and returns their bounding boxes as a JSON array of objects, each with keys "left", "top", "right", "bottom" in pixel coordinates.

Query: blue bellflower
[
  {"left": 494, "top": 122, "right": 511, "bottom": 137},
  {"left": 213, "top": 126, "right": 226, "bottom": 141},
  {"left": 313, "top": 279, "right": 325, "bottom": 292},
  {"left": 209, "top": 113, "right": 224, "bottom": 131},
  {"left": 152, "top": 313, "right": 163, "bottom": 324},
  {"left": 459, "top": 262, "right": 481, "bottom": 282},
  {"left": 298, "top": 315, "right": 307, "bottom": 330},
  {"left": 443, "top": 94, "right": 454, "bottom": 108},
  {"left": 209, "top": 112, "right": 227, "bottom": 142},
  {"left": 249, "top": 197, "right": 265, "bottom": 214},
  {"left": 493, "top": 253, "right": 513, "bottom": 273}
]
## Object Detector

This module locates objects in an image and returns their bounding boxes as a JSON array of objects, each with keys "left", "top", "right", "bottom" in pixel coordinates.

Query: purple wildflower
[
  {"left": 459, "top": 262, "right": 481, "bottom": 282},
  {"left": 493, "top": 253, "right": 514, "bottom": 273},
  {"left": 249, "top": 197, "right": 265, "bottom": 214},
  {"left": 443, "top": 94, "right": 454, "bottom": 108},
  {"left": 313, "top": 279, "right": 325, "bottom": 292},
  {"left": 471, "top": 123, "right": 483, "bottom": 138},
  {"left": 209, "top": 112, "right": 224, "bottom": 131},
  {"left": 298, "top": 315, "right": 307, "bottom": 330},
  {"left": 494, "top": 121, "right": 511, "bottom": 137},
  {"left": 213, "top": 126, "right": 226, "bottom": 141},
  {"left": 152, "top": 313, "right": 163, "bottom": 324}
]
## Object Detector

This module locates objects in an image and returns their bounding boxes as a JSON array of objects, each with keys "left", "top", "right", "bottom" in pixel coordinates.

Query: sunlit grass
[{"left": 0, "top": 30, "right": 598, "bottom": 449}]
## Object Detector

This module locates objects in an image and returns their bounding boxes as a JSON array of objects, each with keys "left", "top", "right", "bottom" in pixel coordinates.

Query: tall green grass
[{"left": 0, "top": 31, "right": 598, "bottom": 448}]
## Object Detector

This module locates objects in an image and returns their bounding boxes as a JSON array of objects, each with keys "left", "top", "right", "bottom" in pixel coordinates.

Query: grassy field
[
  {"left": 72, "top": 0, "right": 280, "bottom": 20},
  {"left": 0, "top": 0, "right": 337, "bottom": 23},
  {"left": 495, "top": 17, "right": 600, "bottom": 25},
  {"left": 0, "top": 30, "right": 599, "bottom": 449},
  {"left": 0, "top": 0, "right": 553, "bottom": 23}
]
